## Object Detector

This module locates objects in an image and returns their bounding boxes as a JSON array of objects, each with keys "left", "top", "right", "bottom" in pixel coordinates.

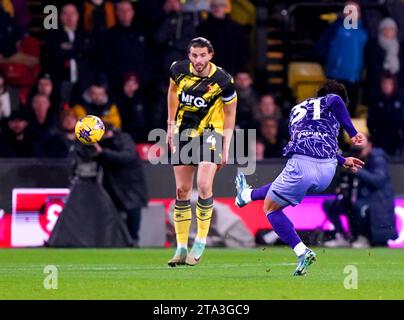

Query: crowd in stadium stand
[{"left": 0, "top": 0, "right": 403, "bottom": 159}]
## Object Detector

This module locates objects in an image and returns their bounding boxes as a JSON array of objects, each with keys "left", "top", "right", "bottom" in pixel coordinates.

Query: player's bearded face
[{"left": 189, "top": 47, "right": 213, "bottom": 74}]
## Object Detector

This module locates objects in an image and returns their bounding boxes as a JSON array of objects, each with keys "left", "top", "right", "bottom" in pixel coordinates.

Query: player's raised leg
[
  {"left": 264, "top": 197, "right": 316, "bottom": 276},
  {"left": 235, "top": 172, "right": 272, "bottom": 207},
  {"left": 185, "top": 161, "right": 217, "bottom": 266},
  {"left": 168, "top": 165, "right": 196, "bottom": 267}
]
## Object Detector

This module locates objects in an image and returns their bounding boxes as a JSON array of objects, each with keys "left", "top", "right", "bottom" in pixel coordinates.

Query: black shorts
[{"left": 170, "top": 131, "right": 223, "bottom": 166}]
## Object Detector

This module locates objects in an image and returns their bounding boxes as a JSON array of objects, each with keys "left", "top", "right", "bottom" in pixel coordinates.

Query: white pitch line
[
  {"left": 1, "top": 261, "right": 403, "bottom": 274},
  {"left": 0, "top": 262, "right": 298, "bottom": 274}
]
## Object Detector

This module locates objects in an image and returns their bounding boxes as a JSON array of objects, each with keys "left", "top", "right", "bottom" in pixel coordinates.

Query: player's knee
[
  {"left": 265, "top": 207, "right": 277, "bottom": 215},
  {"left": 263, "top": 199, "right": 283, "bottom": 214},
  {"left": 263, "top": 201, "right": 271, "bottom": 213},
  {"left": 197, "top": 182, "right": 212, "bottom": 198},
  {"left": 176, "top": 186, "right": 192, "bottom": 200},
  {"left": 263, "top": 203, "right": 272, "bottom": 214}
]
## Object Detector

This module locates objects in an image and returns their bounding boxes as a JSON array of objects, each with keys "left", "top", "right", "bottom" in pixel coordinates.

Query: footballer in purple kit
[{"left": 235, "top": 80, "right": 365, "bottom": 276}]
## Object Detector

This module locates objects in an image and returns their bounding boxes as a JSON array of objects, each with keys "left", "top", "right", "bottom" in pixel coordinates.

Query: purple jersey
[{"left": 283, "top": 94, "right": 357, "bottom": 160}]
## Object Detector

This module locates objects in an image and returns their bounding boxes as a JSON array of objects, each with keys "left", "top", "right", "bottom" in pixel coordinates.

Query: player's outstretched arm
[
  {"left": 329, "top": 95, "right": 365, "bottom": 146},
  {"left": 342, "top": 157, "right": 365, "bottom": 173},
  {"left": 350, "top": 132, "right": 366, "bottom": 146},
  {"left": 167, "top": 79, "right": 179, "bottom": 151}
]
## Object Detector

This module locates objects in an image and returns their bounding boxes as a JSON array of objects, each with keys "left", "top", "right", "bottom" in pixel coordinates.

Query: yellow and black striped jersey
[{"left": 170, "top": 60, "right": 237, "bottom": 136}]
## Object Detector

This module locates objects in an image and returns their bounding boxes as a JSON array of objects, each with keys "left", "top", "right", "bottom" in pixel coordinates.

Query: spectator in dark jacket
[
  {"left": 350, "top": 134, "right": 397, "bottom": 247},
  {"left": 0, "top": 6, "right": 22, "bottom": 59},
  {"left": 254, "top": 94, "right": 289, "bottom": 140},
  {"left": 322, "top": 171, "right": 357, "bottom": 248},
  {"left": 27, "top": 94, "right": 58, "bottom": 138},
  {"left": 323, "top": 134, "right": 397, "bottom": 248},
  {"left": 0, "top": 110, "right": 33, "bottom": 157},
  {"left": 234, "top": 71, "right": 258, "bottom": 130},
  {"left": 365, "top": 17, "right": 404, "bottom": 100},
  {"left": 197, "top": 0, "right": 249, "bottom": 75},
  {"left": 115, "top": 72, "right": 147, "bottom": 142},
  {"left": 27, "top": 93, "right": 66, "bottom": 157},
  {"left": 103, "top": 0, "right": 150, "bottom": 93},
  {"left": 154, "top": 0, "right": 197, "bottom": 75},
  {"left": 29, "top": 73, "right": 60, "bottom": 115},
  {"left": 93, "top": 125, "right": 148, "bottom": 245},
  {"left": 53, "top": 108, "right": 79, "bottom": 158},
  {"left": 256, "top": 116, "right": 286, "bottom": 159},
  {"left": 45, "top": 3, "right": 98, "bottom": 104},
  {"left": 367, "top": 73, "right": 404, "bottom": 156}
]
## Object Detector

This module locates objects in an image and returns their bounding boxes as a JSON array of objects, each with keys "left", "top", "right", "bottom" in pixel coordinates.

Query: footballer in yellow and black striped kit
[
  {"left": 170, "top": 59, "right": 237, "bottom": 136},
  {"left": 166, "top": 37, "right": 237, "bottom": 267},
  {"left": 169, "top": 58, "right": 237, "bottom": 165}
]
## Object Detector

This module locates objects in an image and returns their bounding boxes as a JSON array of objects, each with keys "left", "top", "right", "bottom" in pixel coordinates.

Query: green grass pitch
[{"left": 1, "top": 247, "right": 404, "bottom": 299}]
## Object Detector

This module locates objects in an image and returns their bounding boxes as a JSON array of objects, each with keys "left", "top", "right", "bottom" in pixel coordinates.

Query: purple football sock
[
  {"left": 251, "top": 183, "right": 272, "bottom": 201},
  {"left": 267, "top": 210, "right": 302, "bottom": 249}
]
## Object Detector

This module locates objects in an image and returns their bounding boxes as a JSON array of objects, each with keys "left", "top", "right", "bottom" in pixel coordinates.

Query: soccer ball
[{"left": 75, "top": 115, "right": 105, "bottom": 145}]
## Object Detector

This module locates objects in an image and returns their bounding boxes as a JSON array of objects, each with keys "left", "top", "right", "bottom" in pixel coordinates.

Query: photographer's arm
[
  {"left": 356, "top": 156, "right": 389, "bottom": 189},
  {"left": 96, "top": 134, "right": 138, "bottom": 166}
]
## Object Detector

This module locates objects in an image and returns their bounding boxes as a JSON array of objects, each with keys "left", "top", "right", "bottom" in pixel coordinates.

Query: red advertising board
[
  {"left": 3, "top": 188, "right": 404, "bottom": 248},
  {"left": 11, "top": 188, "right": 69, "bottom": 247}
]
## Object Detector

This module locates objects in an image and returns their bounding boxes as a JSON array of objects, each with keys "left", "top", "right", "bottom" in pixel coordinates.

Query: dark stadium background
[{"left": 0, "top": 0, "right": 404, "bottom": 249}]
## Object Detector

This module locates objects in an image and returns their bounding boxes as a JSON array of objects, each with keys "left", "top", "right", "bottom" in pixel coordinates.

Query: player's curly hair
[
  {"left": 317, "top": 79, "right": 349, "bottom": 105},
  {"left": 188, "top": 37, "right": 215, "bottom": 54}
]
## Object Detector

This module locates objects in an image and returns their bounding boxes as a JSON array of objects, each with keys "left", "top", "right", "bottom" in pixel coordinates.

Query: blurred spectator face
[
  {"left": 378, "top": 18, "right": 398, "bottom": 41},
  {"left": 188, "top": 46, "right": 213, "bottom": 74},
  {"left": 211, "top": 1, "right": 228, "bottom": 19},
  {"left": 32, "top": 95, "right": 51, "bottom": 123},
  {"left": 164, "top": 0, "right": 181, "bottom": 13},
  {"left": 61, "top": 4, "right": 79, "bottom": 30},
  {"left": 38, "top": 78, "right": 53, "bottom": 97},
  {"left": 235, "top": 72, "right": 253, "bottom": 90},
  {"left": 258, "top": 95, "right": 277, "bottom": 116},
  {"left": 8, "top": 119, "right": 28, "bottom": 135},
  {"left": 251, "top": 141, "right": 265, "bottom": 160},
  {"left": 381, "top": 77, "right": 396, "bottom": 96},
  {"left": 124, "top": 77, "right": 139, "bottom": 97},
  {"left": 89, "top": 85, "right": 108, "bottom": 106},
  {"left": 382, "top": 26, "right": 397, "bottom": 39},
  {"left": 91, "top": 0, "right": 104, "bottom": 5},
  {"left": 61, "top": 111, "right": 77, "bottom": 132},
  {"left": 116, "top": 1, "right": 135, "bottom": 27},
  {"left": 260, "top": 118, "right": 278, "bottom": 141}
]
